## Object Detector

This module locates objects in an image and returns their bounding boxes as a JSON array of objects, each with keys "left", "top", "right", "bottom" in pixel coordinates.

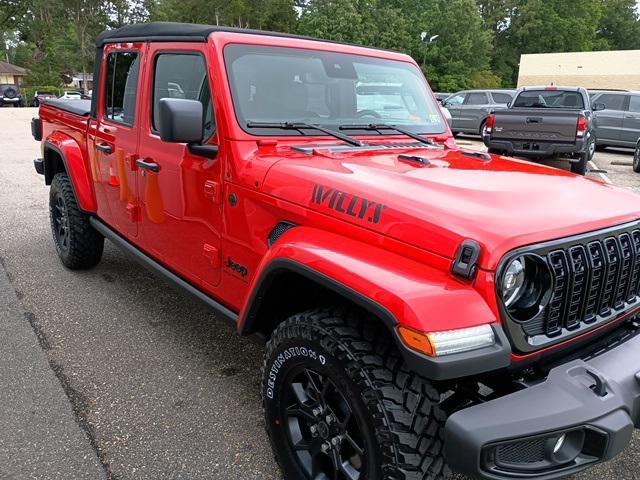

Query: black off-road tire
[
  {"left": 487, "top": 148, "right": 503, "bottom": 155},
  {"left": 49, "top": 173, "right": 104, "bottom": 269},
  {"left": 633, "top": 144, "right": 640, "bottom": 173},
  {"left": 262, "top": 307, "right": 450, "bottom": 480}
]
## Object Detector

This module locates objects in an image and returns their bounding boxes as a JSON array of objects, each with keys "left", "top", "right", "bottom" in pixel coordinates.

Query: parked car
[
  {"left": 59, "top": 91, "right": 83, "bottom": 101},
  {"left": 590, "top": 90, "right": 640, "bottom": 150},
  {"left": 32, "top": 91, "right": 58, "bottom": 107},
  {"left": 483, "top": 86, "right": 603, "bottom": 175},
  {"left": 0, "top": 83, "right": 24, "bottom": 107},
  {"left": 442, "top": 89, "right": 515, "bottom": 136},
  {"left": 32, "top": 22, "right": 640, "bottom": 480}
]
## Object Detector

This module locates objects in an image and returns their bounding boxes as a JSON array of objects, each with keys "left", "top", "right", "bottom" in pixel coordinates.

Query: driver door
[{"left": 137, "top": 44, "right": 223, "bottom": 288}]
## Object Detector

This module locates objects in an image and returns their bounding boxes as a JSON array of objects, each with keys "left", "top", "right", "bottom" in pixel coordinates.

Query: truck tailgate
[{"left": 492, "top": 109, "right": 579, "bottom": 143}]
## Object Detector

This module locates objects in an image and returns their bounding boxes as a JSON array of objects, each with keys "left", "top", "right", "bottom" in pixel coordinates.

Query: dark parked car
[
  {"left": 483, "top": 86, "right": 603, "bottom": 175},
  {"left": 32, "top": 91, "right": 58, "bottom": 107},
  {"left": 0, "top": 84, "right": 24, "bottom": 107},
  {"left": 590, "top": 90, "right": 640, "bottom": 150},
  {"left": 442, "top": 89, "right": 515, "bottom": 136}
]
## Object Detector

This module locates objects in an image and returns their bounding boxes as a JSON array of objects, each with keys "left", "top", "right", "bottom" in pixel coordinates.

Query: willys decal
[{"left": 311, "top": 184, "right": 387, "bottom": 224}]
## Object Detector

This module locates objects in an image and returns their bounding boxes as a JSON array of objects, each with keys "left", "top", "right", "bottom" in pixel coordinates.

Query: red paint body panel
[
  {"left": 36, "top": 30, "right": 640, "bottom": 365},
  {"left": 239, "top": 227, "right": 497, "bottom": 333},
  {"left": 42, "top": 127, "right": 97, "bottom": 212}
]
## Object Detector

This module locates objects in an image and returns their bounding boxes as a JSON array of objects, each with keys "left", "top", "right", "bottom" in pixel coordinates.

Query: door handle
[
  {"left": 136, "top": 158, "right": 161, "bottom": 173},
  {"left": 626, "top": 114, "right": 638, "bottom": 119},
  {"left": 96, "top": 143, "right": 113, "bottom": 154}
]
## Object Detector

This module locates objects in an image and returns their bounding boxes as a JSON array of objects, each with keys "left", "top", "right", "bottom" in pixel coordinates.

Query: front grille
[{"left": 500, "top": 221, "right": 640, "bottom": 353}]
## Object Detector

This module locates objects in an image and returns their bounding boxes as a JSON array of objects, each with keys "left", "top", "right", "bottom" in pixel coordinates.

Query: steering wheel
[{"left": 355, "top": 110, "right": 382, "bottom": 119}]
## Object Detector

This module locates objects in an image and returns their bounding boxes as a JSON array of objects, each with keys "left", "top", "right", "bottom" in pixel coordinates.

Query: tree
[{"left": 596, "top": 0, "right": 640, "bottom": 50}]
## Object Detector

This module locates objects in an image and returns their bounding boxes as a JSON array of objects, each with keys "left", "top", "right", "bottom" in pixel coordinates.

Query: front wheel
[
  {"left": 262, "top": 308, "right": 449, "bottom": 480},
  {"left": 49, "top": 173, "right": 104, "bottom": 269}
]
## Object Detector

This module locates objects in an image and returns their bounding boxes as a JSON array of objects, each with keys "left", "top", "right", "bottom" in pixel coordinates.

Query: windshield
[
  {"left": 224, "top": 44, "right": 446, "bottom": 136},
  {"left": 512, "top": 90, "right": 584, "bottom": 109}
]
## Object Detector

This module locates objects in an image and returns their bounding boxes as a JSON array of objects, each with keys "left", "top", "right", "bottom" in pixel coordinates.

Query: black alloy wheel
[
  {"left": 279, "top": 366, "right": 367, "bottom": 480},
  {"left": 52, "top": 193, "right": 70, "bottom": 253}
]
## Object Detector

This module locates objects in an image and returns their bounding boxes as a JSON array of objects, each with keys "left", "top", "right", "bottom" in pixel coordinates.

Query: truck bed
[
  {"left": 491, "top": 108, "right": 580, "bottom": 143},
  {"left": 40, "top": 99, "right": 91, "bottom": 117}
]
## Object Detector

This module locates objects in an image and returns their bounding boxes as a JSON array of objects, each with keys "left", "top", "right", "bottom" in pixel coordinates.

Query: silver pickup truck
[{"left": 483, "top": 87, "right": 605, "bottom": 175}]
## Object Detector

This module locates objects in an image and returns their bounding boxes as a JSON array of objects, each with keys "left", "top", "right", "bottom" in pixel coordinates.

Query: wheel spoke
[
  {"left": 344, "top": 433, "right": 364, "bottom": 457},
  {"left": 285, "top": 404, "right": 316, "bottom": 422}
]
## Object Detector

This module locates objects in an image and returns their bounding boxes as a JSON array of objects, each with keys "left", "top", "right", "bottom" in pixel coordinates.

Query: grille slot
[
  {"left": 495, "top": 438, "right": 546, "bottom": 465},
  {"left": 502, "top": 221, "right": 640, "bottom": 353}
]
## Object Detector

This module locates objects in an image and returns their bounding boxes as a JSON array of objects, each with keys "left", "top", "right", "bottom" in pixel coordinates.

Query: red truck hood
[{"left": 261, "top": 144, "right": 640, "bottom": 270}]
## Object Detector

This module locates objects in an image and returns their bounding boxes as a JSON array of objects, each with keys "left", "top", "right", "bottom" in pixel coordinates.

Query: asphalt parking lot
[{"left": 1, "top": 107, "right": 639, "bottom": 479}]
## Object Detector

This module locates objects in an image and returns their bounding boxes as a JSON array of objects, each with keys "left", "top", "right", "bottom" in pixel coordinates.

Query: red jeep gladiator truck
[{"left": 31, "top": 22, "right": 640, "bottom": 480}]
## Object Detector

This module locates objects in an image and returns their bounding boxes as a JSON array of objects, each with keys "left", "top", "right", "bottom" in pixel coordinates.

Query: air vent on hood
[{"left": 292, "top": 142, "right": 442, "bottom": 155}]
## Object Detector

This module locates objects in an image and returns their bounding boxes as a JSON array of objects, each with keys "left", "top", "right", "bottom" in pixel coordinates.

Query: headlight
[{"left": 500, "top": 254, "right": 552, "bottom": 321}]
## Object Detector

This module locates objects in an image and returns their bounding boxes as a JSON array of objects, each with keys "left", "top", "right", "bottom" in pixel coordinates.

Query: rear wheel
[
  {"left": 487, "top": 148, "right": 503, "bottom": 155},
  {"left": 263, "top": 308, "right": 450, "bottom": 480},
  {"left": 572, "top": 138, "right": 594, "bottom": 175},
  {"left": 633, "top": 143, "right": 640, "bottom": 173},
  {"left": 49, "top": 173, "right": 104, "bottom": 269},
  {"left": 479, "top": 120, "right": 488, "bottom": 137}
]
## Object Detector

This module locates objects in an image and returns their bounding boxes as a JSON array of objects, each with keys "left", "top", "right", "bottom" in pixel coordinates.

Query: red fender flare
[{"left": 44, "top": 131, "right": 97, "bottom": 213}]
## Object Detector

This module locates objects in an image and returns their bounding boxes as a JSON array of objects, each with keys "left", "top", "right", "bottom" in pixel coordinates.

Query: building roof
[{"left": 0, "top": 61, "right": 27, "bottom": 76}]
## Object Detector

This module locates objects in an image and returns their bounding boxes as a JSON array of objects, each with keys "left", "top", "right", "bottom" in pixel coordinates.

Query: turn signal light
[{"left": 398, "top": 324, "right": 496, "bottom": 357}]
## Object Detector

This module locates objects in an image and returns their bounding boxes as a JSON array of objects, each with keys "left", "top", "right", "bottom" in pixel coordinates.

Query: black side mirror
[
  {"left": 592, "top": 102, "right": 606, "bottom": 112},
  {"left": 158, "top": 98, "right": 218, "bottom": 158}
]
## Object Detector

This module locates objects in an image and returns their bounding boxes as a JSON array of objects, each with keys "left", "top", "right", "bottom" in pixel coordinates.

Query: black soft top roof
[{"left": 96, "top": 22, "right": 348, "bottom": 47}]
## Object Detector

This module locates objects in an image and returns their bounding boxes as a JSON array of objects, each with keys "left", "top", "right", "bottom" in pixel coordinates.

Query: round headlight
[{"left": 500, "top": 254, "right": 552, "bottom": 321}]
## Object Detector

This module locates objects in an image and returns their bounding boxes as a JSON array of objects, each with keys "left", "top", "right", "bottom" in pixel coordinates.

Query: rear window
[{"left": 513, "top": 90, "right": 584, "bottom": 109}]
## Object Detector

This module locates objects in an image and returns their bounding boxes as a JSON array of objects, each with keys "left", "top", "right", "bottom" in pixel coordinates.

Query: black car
[{"left": 0, "top": 84, "right": 24, "bottom": 107}]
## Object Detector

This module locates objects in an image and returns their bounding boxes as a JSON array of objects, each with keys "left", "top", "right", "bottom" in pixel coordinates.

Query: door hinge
[
  {"left": 203, "top": 244, "right": 220, "bottom": 268},
  {"left": 126, "top": 203, "right": 141, "bottom": 222},
  {"left": 204, "top": 180, "right": 222, "bottom": 204}
]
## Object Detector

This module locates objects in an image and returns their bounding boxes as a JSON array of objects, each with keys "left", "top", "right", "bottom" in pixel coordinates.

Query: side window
[
  {"left": 104, "top": 52, "right": 139, "bottom": 126},
  {"left": 152, "top": 53, "right": 214, "bottom": 140},
  {"left": 492, "top": 92, "right": 513, "bottom": 104},
  {"left": 446, "top": 94, "right": 465, "bottom": 105},
  {"left": 627, "top": 95, "right": 640, "bottom": 113},
  {"left": 598, "top": 94, "right": 626, "bottom": 111},
  {"left": 465, "top": 92, "right": 488, "bottom": 105}
]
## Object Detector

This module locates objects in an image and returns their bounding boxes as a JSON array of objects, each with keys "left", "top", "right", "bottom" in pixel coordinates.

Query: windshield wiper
[
  {"left": 246, "top": 121, "right": 363, "bottom": 147},
  {"left": 339, "top": 123, "right": 436, "bottom": 146}
]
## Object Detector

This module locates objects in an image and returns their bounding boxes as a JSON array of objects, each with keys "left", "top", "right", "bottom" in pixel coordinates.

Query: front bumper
[{"left": 445, "top": 329, "right": 640, "bottom": 479}]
